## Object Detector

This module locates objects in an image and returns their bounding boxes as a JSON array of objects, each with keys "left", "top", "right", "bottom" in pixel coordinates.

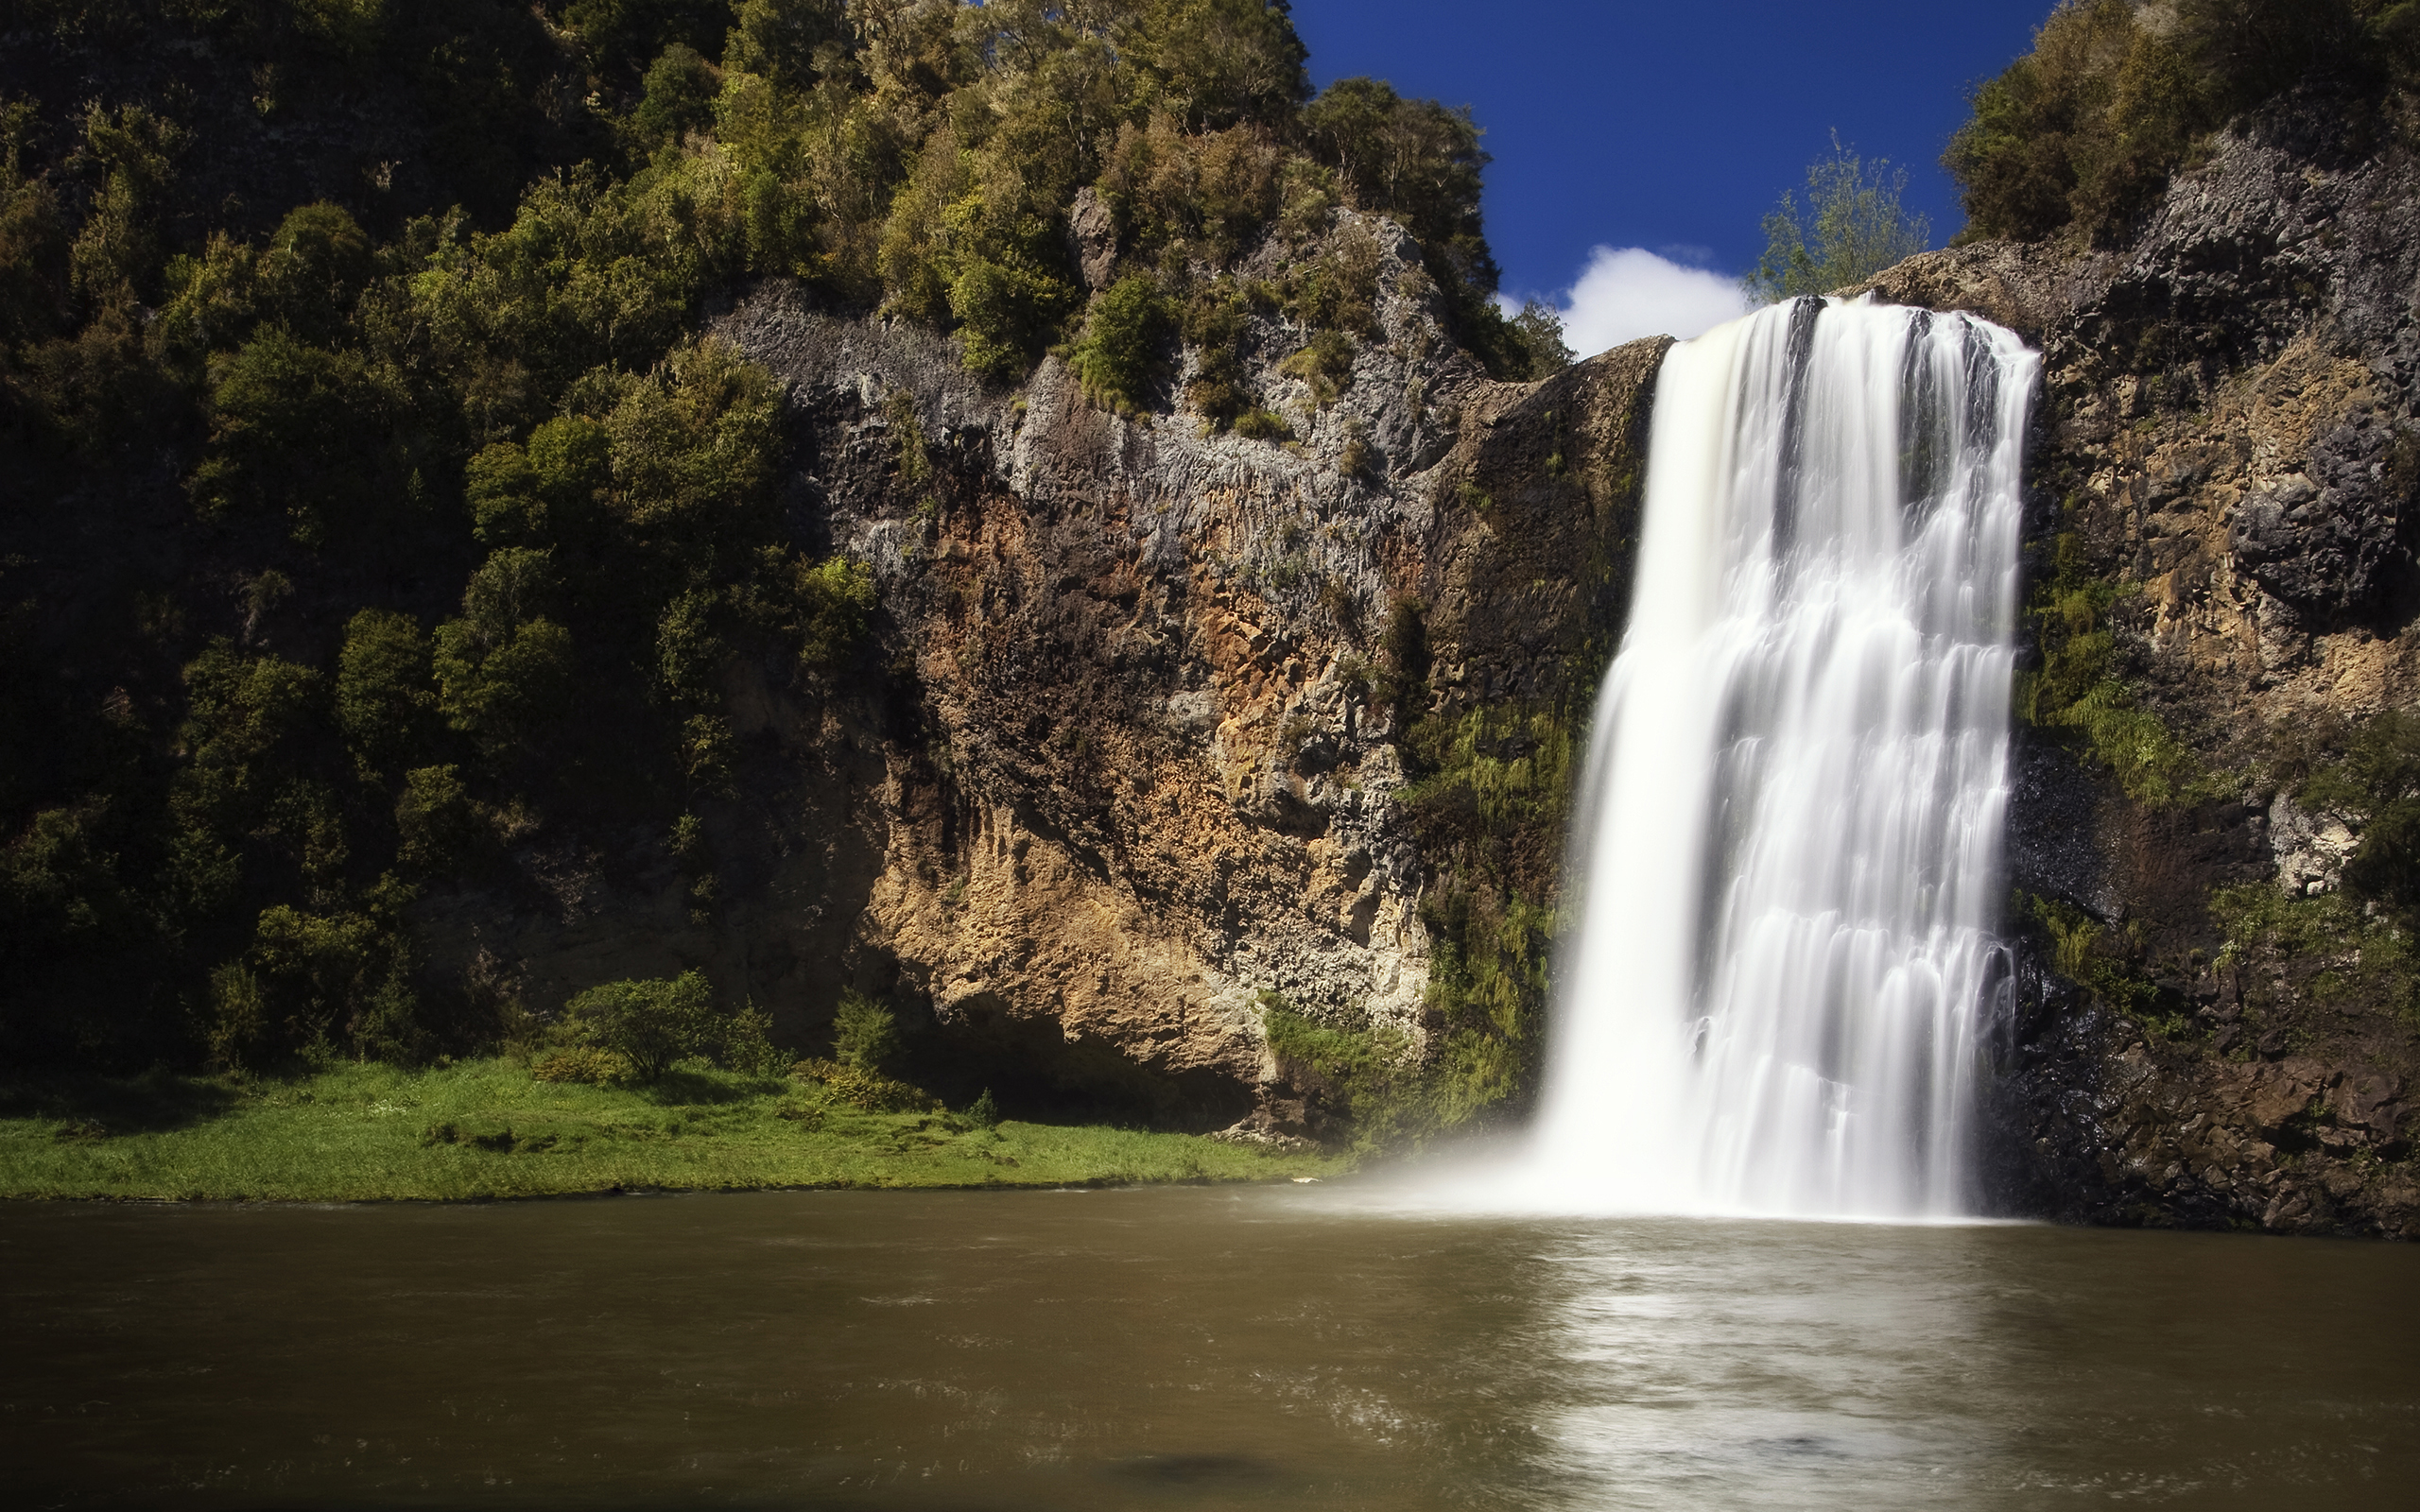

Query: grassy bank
[{"left": 0, "top": 1059, "right": 1345, "bottom": 1202}]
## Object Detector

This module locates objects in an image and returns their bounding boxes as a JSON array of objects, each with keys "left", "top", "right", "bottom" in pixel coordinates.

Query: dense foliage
[
  {"left": 1744, "top": 136, "right": 1930, "bottom": 301},
  {"left": 1947, "top": 0, "right": 2420, "bottom": 245},
  {"left": 1, "top": 0, "right": 1532, "bottom": 1075}
]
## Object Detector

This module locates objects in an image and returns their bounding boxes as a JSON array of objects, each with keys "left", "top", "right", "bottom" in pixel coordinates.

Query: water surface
[{"left": 5, "top": 1187, "right": 2415, "bottom": 1508}]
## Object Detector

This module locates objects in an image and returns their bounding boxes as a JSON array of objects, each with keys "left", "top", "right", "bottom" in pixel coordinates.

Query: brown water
[{"left": 4, "top": 1186, "right": 2416, "bottom": 1510}]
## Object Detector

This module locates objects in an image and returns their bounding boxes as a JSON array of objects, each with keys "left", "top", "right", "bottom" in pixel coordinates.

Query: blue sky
[{"left": 1288, "top": 0, "right": 2052, "bottom": 350}]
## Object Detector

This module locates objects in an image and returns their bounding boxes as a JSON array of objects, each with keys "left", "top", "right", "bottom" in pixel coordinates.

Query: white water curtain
[{"left": 1525, "top": 296, "right": 2037, "bottom": 1218}]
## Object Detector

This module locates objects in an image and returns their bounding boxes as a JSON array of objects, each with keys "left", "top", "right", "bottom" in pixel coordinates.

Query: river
[{"left": 6, "top": 1185, "right": 2415, "bottom": 1508}]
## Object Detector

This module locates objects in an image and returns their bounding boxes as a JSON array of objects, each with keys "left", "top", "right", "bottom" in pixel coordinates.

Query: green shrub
[
  {"left": 1505, "top": 299, "right": 1572, "bottom": 377},
  {"left": 830, "top": 987, "right": 899, "bottom": 1073},
  {"left": 631, "top": 43, "right": 720, "bottom": 147},
  {"left": 237, "top": 879, "right": 426, "bottom": 1068},
  {"left": 433, "top": 549, "right": 574, "bottom": 754},
  {"left": 190, "top": 327, "right": 409, "bottom": 546},
  {"left": 1402, "top": 707, "right": 1575, "bottom": 832},
  {"left": 718, "top": 998, "right": 787, "bottom": 1075},
  {"left": 0, "top": 96, "right": 67, "bottom": 347},
  {"left": 722, "top": 0, "right": 849, "bottom": 93},
  {"left": 531, "top": 1044, "right": 631, "bottom": 1084},
  {"left": 1230, "top": 405, "right": 1289, "bottom": 439},
  {"left": 396, "top": 765, "right": 484, "bottom": 876},
  {"left": 562, "top": 970, "right": 719, "bottom": 1082},
  {"left": 1098, "top": 115, "right": 1285, "bottom": 266},
  {"left": 1746, "top": 135, "right": 1930, "bottom": 301},
  {"left": 2027, "top": 893, "right": 2163, "bottom": 1024},
  {"left": 1279, "top": 329, "right": 1356, "bottom": 406},
  {"left": 1279, "top": 220, "right": 1380, "bottom": 335},
  {"left": 336, "top": 610, "right": 434, "bottom": 775},
  {"left": 949, "top": 250, "right": 1082, "bottom": 383},
  {"left": 67, "top": 102, "right": 182, "bottom": 305},
  {"left": 1066, "top": 273, "right": 1177, "bottom": 414},
  {"left": 465, "top": 442, "right": 547, "bottom": 544},
  {"left": 563, "top": 0, "right": 737, "bottom": 81},
  {"left": 967, "top": 1086, "right": 1001, "bottom": 1126},
  {"left": 252, "top": 202, "right": 371, "bottom": 343},
  {"left": 2210, "top": 883, "right": 2420, "bottom": 1022},
  {"left": 1181, "top": 279, "right": 1256, "bottom": 427},
  {"left": 1301, "top": 77, "right": 1492, "bottom": 305},
  {"left": 204, "top": 962, "right": 268, "bottom": 1073},
  {"left": 170, "top": 642, "right": 332, "bottom": 909},
  {"left": 790, "top": 1056, "right": 936, "bottom": 1111},
  {"left": 1413, "top": 872, "right": 1553, "bottom": 1124},
  {"left": 743, "top": 549, "right": 874, "bottom": 669}
]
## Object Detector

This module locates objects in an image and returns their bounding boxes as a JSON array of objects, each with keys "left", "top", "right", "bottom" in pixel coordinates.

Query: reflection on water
[{"left": 4, "top": 1187, "right": 2415, "bottom": 1508}]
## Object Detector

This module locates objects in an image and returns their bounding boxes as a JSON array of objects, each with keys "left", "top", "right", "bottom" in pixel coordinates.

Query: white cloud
[{"left": 1528, "top": 246, "right": 1756, "bottom": 358}]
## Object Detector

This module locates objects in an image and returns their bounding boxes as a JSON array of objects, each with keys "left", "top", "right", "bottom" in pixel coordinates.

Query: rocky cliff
[
  {"left": 429, "top": 88, "right": 2420, "bottom": 1225},
  {"left": 1858, "top": 90, "right": 2420, "bottom": 1238},
  {"left": 411, "top": 211, "right": 1660, "bottom": 1136}
]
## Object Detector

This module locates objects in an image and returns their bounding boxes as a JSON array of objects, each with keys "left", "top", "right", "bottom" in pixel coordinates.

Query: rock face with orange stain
[{"left": 415, "top": 211, "right": 1657, "bottom": 1135}]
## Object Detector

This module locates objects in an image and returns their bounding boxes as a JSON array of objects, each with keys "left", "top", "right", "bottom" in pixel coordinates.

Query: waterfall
[{"left": 1524, "top": 296, "right": 2037, "bottom": 1219}]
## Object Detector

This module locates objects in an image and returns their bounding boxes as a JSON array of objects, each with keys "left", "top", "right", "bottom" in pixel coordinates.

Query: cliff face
[
  {"left": 418, "top": 89, "right": 2420, "bottom": 1223},
  {"left": 411, "top": 213, "right": 1660, "bottom": 1133},
  {"left": 1859, "top": 93, "right": 2420, "bottom": 1237}
]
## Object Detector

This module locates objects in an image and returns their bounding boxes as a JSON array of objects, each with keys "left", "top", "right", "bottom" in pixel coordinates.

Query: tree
[
  {"left": 336, "top": 610, "right": 434, "bottom": 776},
  {"left": 562, "top": 970, "right": 719, "bottom": 1081},
  {"left": 433, "top": 549, "right": 575, "bottom": 754},
  {"left": 1066, "top": 272, "right": 1178, "bottom": 413},
  {"left": 831, "top": 988, "right": 899, "bottom": 1072},
  {"left": 631, "top": 44, "right": 720, "bottom": 148},
  {"left": 1507, "top": 298, "right": 1571, "bottom": 378},
  {"left": 1745, "top": 134, "right": 1930, "bottom": 302}
]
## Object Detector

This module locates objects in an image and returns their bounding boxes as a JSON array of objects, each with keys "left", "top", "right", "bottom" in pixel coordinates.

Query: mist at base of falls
[{"left": 1494, "top": 295, "right": 2039, "bottom": 1220}]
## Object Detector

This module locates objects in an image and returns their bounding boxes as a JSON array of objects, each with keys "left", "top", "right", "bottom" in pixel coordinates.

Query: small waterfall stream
[{"left": 1524, "top": 296, "right": 2038, "bottom": 1218}]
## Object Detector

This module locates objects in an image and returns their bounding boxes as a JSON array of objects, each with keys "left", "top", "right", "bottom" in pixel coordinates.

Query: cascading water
[{"left": 1522, "top": 295, "right": 2038, "bottom": 1219}]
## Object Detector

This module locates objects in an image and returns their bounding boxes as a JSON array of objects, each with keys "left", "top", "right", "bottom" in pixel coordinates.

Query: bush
[
  {"left": 253, "top": 202, "right": 371, "bottom": 344},
  {"left": 396, "top": 765, "right": 484, "bottom": 876},
  {"left": 741, "top": 549, "right": 874, "bottom": 669},
  {"left": 236, "top": 881, "right": 426, "bottom": 1068},
  {"left": 190, "top": 327, "right": 411, "bottom": 546},
  {"left": 1278, "top": 329, "right": 1356, "bottom": 406},
  {"left": 718, "top": 997, "right": 787, "bottom": 1075},
  {"left": 2015, "top": 533, "right": 2202, "bottom": 805},
  {"left": 830, "top": 988, "right": 899, "bottom": 1072},
  {"left": 1066, "top": 273, "right": 1177, "bottom": 414},
  {"left": 1746, "top": 135, "right": 1930, "bottom": 301},
  {"left": 433, "top": 549, "right": 574, "bottom": 754},
  {"left": 631, "top": 43, "right": 720, "bottom": 147},
  {"left": 1506, "top": 299, "right": 1572, "bottom": 377},
  {"left": 530, "top": 1044, "right": 630, "bottom": 1084},
  {"left": 1302, "top": 77, "right": 1492, "bottom": 302},
  {"left": 562, "top": 970, "right": 718, "bottom": 1082},
  {"left": 789, "top": 1056, "right": 936, "bottom": 1112},
  {"left": 336, "top": 610, "right": 434, "bottom": 775}
]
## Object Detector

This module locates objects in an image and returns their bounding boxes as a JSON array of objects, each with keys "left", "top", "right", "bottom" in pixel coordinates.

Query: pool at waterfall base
[{"left": 6, "top": 1184, "right": 2416, "bottom": 1510}]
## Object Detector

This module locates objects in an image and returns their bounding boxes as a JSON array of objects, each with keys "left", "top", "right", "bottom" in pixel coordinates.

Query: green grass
[{"left": 0, "top": 1059, "right": 1348, "bottom": 1202}]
